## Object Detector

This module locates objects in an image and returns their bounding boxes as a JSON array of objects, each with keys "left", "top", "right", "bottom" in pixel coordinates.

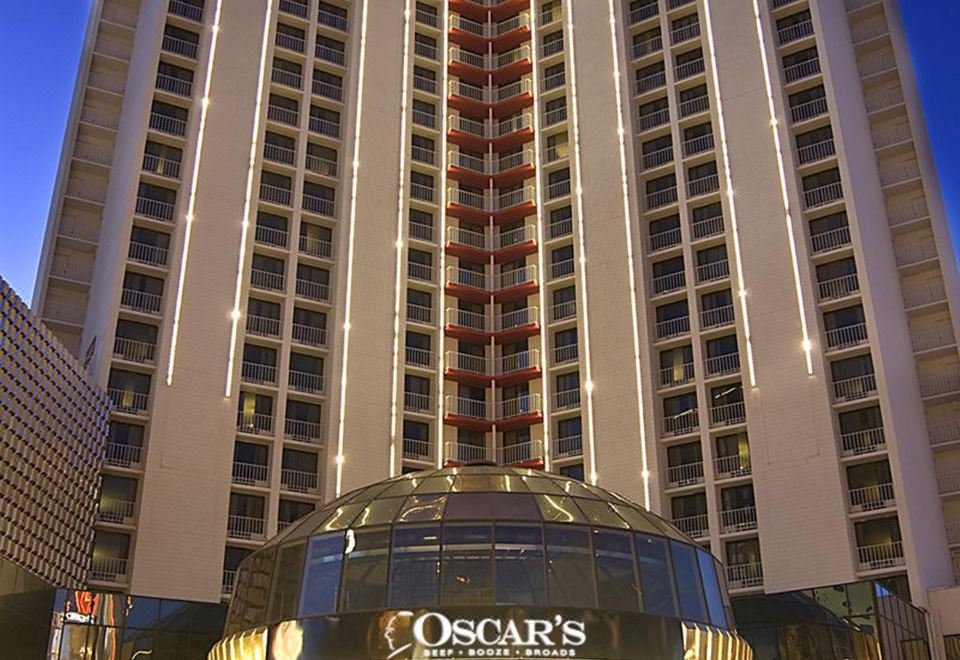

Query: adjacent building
[
  {"left": 0, "top": 277, "right": 110, "bottom": 656},
  {"left": 31, "top": 0, "right": 960, "bottom": 654}
]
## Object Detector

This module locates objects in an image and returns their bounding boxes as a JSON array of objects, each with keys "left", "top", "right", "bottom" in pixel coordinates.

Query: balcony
[
  {"left": 840, "top": 427, "right": 885, "bottom": 457},
  {"left": 292, "top": 323, "right": 327, "bottom": 347},
  {"left": 810, "top": 226, "right": 851, "bottom": 254},
  {"left": 303, "top": 192, "right": 335, "bottom": 217},
  {"left": 264, "top": 143, "right": 296, "bottom": 166},
  {"left": 554, "top": 389, "right": 581, "bottom": 412},
  {"left": 635, "top": 71, "right": 667, "bottom": 96},
  {"left": 120, "top": 288, "right": 163, "bottom": 315},
  {"left": 650, "top": 226, "right": 682, "bottom": 252},
  {"left": 672, "top": 514, "right": 708, "bottom": 540},
  {"left": 894, "top": 237, "right": 938, "bottom": 268},
  {"left": 672, "top": 23, "right": 701, "bottom": 45},
  {"left": 700, "top": 305, "right": 734, "bottom": 330},
  {"left": 250, "top": 269, "right": 285, "bottom": 292},
  {"left": 666, "top": 462, "right": 704, "bottom": 489},
  {"left": 281, "top": 468, "right": 319, "bottom": 494},
  {"left": 696, "top": 259, "right": 729, "bottom": 284},
  {"left": 659, "top": 362, "right": 694, "bottom": 389},
  {"left": 90, "top": 557, "right": 128, "bottom": 583},
  {"left": 312, "top": 79, "right": 343, "bottom": 102},
  {"left": 403, "top": 437, "right": 434, "bottom": 462},
  {"left": 284, "top": 418, "right": 323, "bottom": 442},
  {"left": 255, "top": 225, "right": 288, "bottom": 249},
  {"left": 405, "top": 346, "right": 433, "bottom": 368},
  {"left": 554, "top": 435, "right": 583, "bottom": 459},
  {"left": 105, "top": 442, "right": 142, "bottom": 468},
  {"left": 880, "top": 160, "right": 921, "bottom": 188},
  {"left": 113, "top": 337, "right": 156, "bottom": 364},
  {"left": 778, "top": 19, "right": 814, "bottom": 45},
  {"left": 903, "top": 280, "right": 946, "bottom": 310},
  {"left": 149, "top": 112, "right": 187, "bottom": 137},
  {"left": 683, "top": 134, "right": 714, "bottom": 158},
  {"left": 241, "top": 361, "right": 277, "bottom": 385},
  {"left": 704, "top": 353, "right": 739, "bottom": 378},
  {"left": 674, "top": 58, "right": 705, "bottom": 81},
  {"left": 444, "top": 394, "right": 542, "bottom": 429},
  {"left": 98, "top": 499, "right": 136, "bottom": 525},
  {"left": 222, "top": 570, "right": 237, "bottom": 597},
  {"left": 232, "top": 461, "right": 268, "bottom": 486},
  {"left": 865, "top": 87, "right": 905, "bottom": 114},
  {"left": 259, "top": 183, "right": 292, "bottom": 207},
  {"left": 268, "top": 104, "right": 298, "bottom": 126},
  {"left": 849, "top": 483, "right": 895, "bottom": 512},
  {"left": 279, "top": 0, "right": 308, "bottom": 17},
  {"left": 656, "top": 315, "right": 691, "bottom": 340},
  {"left": 271, "top": 67, "right": 302, "bottom": 90},
  {"left": 856, "top": 541, "right": 904, "bottom": 571},
  {"left": 920, "top": 367, "right": 960, "bottom": 399},
  {"left": 169, "top": 0, "right": 203, "bottom": 22},
  {"left": 135, "top": 196, "right": 175, "bottom": 222},
  {"left": 825, "top": 323, "right": 868, "bottom": 351},
  {"left": 911, "top": 323, "right": 955, "bottom": 354},
  {"left": 645, "top": 186, "right": 678, "bottom": 210},
  {"left": 408, "top": 261, "right": 435, "bottom": 282},
  {"left": 688, "top": 174, "right": 719, "bottom": 198},
  {"left": 237, "top": 411, "right": 273, "bottom": 435},
  {"left": 859, "top": 51, "right": 897, "bottom": 79},
  {"left": 662, "top": 409, "right": 698, "bottom": 437},
  {"left": 142, "top": 153, "right": 180, "bottom": 179},
  {"left": 496, "top": 439, "right": 544, "bottom": 466},
  {"left": 679, "top": 95, "right": 709, "bottom": 119},
  {"left": 818, "top": 273, "right": 859, "bottom": 301},
  {"left": 714, "top": 454, "right": 751, "bottom": 480},
  {"left": 790, "top": 97, "right": 828, "bottom": 124},
  {"left": 108, "top": 388, "right": 150, "bottom": 415},
  {"left": 633, "top": 35, "right": 663, "bottom": 60},
  {"left": 227, "top": 514, "right": 266, "bottom": 541},
  {"left": 551, "top": 258, "right": 575, "bottom": 282},
  {"left": 720, "top": 506, "right": 757, "bottom": 533},
  {"left": 640, "top": 108, "right": 670, "bottom": 131},
  {"left": 691, "top": 213, "right": 724, "bottom": 240},
  {"left": 833, "top": 374, "right": 877, "bottom": 402},
  {"left": 156, "top": 73, "right": 192, "bottom": 97},
  {"left": 797, "top": 139, "right": 836, "bottom": 165},
  {"left": 309, "top": 116, "right": 341, "bottom": 138},
  {"left": 784, "top": 57, "right": 821, "bottom": 84},
  {"left": 643, "top": 146, "right": 673, "bottom": 170},
  {"left": 295, "top": 278, "right": 330, "bottom": 302},
  {"left": 247, "top": 314, "right": 281, "bottom": 338},
  {"left": 711, "top": 402, "right": 746, "bottom": 428},
  {"left": 404, "top": 391, "right": 432, "bottom": 413},
  {"left": 727, "top": 563, "right": 763, "bottom": 590}
]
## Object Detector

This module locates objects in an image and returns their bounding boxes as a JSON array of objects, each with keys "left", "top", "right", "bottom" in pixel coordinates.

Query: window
[
  {"left": 279, "top": 499, "right": 314, "bottom": 526},
  {"left": 441, "top": 525, "right": 494, "bottom": 605},
  {"left": 671, "top": 541, "right": 708, "bottom": 623},
  {"left": 696, "top": 549, "right": 727, "bottom": 627},
  {"left": 299, "top": 533, "right": 345, "bottom": 616},
  {"left": 389, "top": 526, "right": 440, "bottom": 607},
  {"left": 495, "top": 525, "right": 545, "bottom": 605},
  {"left": 340, "top": 528, "right": 390, "bottom": 611},
  {"left": 545, "top": 526, "right": 596, "bottom": 607},
  {"left": 559, "top": 463, "right": 584, "bottom": 480},
  {"left": 594, "top": 530, "right": 639, "bottom": 611},
  {"left": 635, "top": 534, "right": 677, "bottom": 617},
  {"left": 269, "top": 543, "right": 306, "bottom": 621}
]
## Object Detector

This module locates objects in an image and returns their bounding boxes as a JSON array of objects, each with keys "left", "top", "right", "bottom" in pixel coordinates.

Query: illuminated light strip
[
  {"left": 751, "top": 0, "right": 815, "bottom": 375},
  {"left": 165, "top": 0, "right": 225, "bottom": 386},
  {"left": 702, "top": 0, "right": 758, "bottom": 387},
  {"left": 564, "top": 8, "right": 599, "bottom": 485},
  {"left": 528, "top": 0, "right": 551, "bottom": 471},
  {"left": 224, "top": 0, "right": 275, "bottom": 397},
  {"left": 334, "top": 0, "right": 372, "bottom": 497},
  {"left": 605, "top": 0, "right": 650, "bottom": 510},
  {"left": 435, "top": 0, "right": 451, "bottom": 468},
  {"left": 388, "top": 0, "right": 415, "bottom": 478}
]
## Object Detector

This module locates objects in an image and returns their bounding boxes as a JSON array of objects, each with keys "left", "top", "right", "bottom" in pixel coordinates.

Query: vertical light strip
[
  {"left": 165, "top": 0, "right": 225, "bottom": 386},
  {"left": 564, "top": 7, "right": 598, "bottom": 485},
  {"left": 604, "top": 0, "right": 650, "bottom": 509},
  {"left": 702, "top": 0, "right": 758, "bottom": 387},
  {"left": 334, "top": 0, "right": 372, "bottom": 496},
  {"left": 528, "top": 0, "right": 551, "bottom": 472},
  {"left": 751, "top": 0, "right": 815, "bottom": 375},
  {"left": 435, "top": 0, "right": 451, "bottom": 468},
  {"left": 388, "top": 0, "right": 415, "bottom": 478},
  {"left": 224, "top": 0, "right": 274, "bottom": 397}
]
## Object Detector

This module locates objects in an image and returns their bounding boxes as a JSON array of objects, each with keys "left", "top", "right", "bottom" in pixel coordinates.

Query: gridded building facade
[
  {"left": 0, "top": 277, "right": 109, "bottom": 588},
  {"left": 30, "top": 0, "right": 960, "bottom": 653}
]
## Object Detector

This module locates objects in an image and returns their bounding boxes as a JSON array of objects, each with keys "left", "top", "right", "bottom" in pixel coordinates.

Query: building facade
[
  {"left": 31, "top": 0, "right": 960, "bottom": 653},
  {"left": 0, "top": 277, "right": 110, "bottom": 656}
]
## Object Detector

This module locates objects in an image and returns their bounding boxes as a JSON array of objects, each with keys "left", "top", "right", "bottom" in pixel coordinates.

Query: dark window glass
[
  {"left": 671, "top": 541, "right": 708, "bottom": 623},
  {"left": 389, "top": 526, "right": 440, "bottom": 607},
  {"left": 340, "top": 528, "right": 390, "bottom": 611},
  {"left": 494, "top": 525, "right": 546, "bottom": 605},
  {"left": 441, "top": 525, "right": 494, "bottom": 605},
  {"left": 269, "top": 542, "right": 306, "bottom": 621},
  {"left": 697, "top": 549, "right": 728, "bottom": 627},
  {"left": 635, "top": 534, "right": 678, "bottom": 617},
  {"left": 545, "top": 525, "right": 596, "bottom": 607},
  {"left": 298, "top": 532, "right": 345, "bottom": 616},
  {"left": 595, "top": 530, "right": 640, "bottom": 611}
]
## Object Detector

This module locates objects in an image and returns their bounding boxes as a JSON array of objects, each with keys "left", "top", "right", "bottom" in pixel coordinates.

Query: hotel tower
[{"left": 32, "top": 0, "right": 960, "bottom": 650}]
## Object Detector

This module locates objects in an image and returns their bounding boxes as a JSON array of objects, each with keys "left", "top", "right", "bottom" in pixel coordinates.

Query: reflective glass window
[
  {"left": 671, "top": 542, "right": 708, "bottom": 623},
  {"left": 535, "top": 494, "right": 588, "bottom": 523},
  {"left": 495, "top": 525, "right": 546, "bottom": 605},
  {"left": 594, "top": 530, "right": 640, "bottom": 611},
  {"left": 353, "top": 497, "right": 406, "bottom": 527},
  {"left": 441, "top": 525, "right": 494, "bottom": 605},
  {"left": 696, "top": 549, "right": 727, "bottom": 628},
  {"left": 396, "top": 494, "right": 447, "bottom": 522},
  {"left": 576, "top": 499, "right": 630, "bottom": 529},
  {"left": 298, "top": 533, "right": 345, "bottom": 617},
  {"left": 545, "top": 525, "right": 596, "bottom": 607},
  {"left": 340, "top": 529, "right": 390, "bottom": 611},
  {"left": 389, "top": 526, "right": 440, "bottom": 608},
  {"left": 635, "top": 534, "right": 678, "bottom": 617},
  {"left": 269, "top": 542, "right": 306, "bottom": 621}
]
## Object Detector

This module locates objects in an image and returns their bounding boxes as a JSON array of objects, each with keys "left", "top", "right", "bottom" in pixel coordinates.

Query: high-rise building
[
  {"left": 0, "top": 277, "right": 110, "bottom": 656},
  {"left": 31, "top": 0, "right": 960, "bottom": 652}
]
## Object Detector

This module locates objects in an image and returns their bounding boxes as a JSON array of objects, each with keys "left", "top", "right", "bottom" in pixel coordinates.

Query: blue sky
[{"left": 1, "top": 1, "right": 959, "bottom": 302}]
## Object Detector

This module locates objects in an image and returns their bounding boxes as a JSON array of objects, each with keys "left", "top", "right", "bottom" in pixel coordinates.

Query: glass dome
[{"left": 227, "top": 466, "right": 732, "bottom": 631}]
